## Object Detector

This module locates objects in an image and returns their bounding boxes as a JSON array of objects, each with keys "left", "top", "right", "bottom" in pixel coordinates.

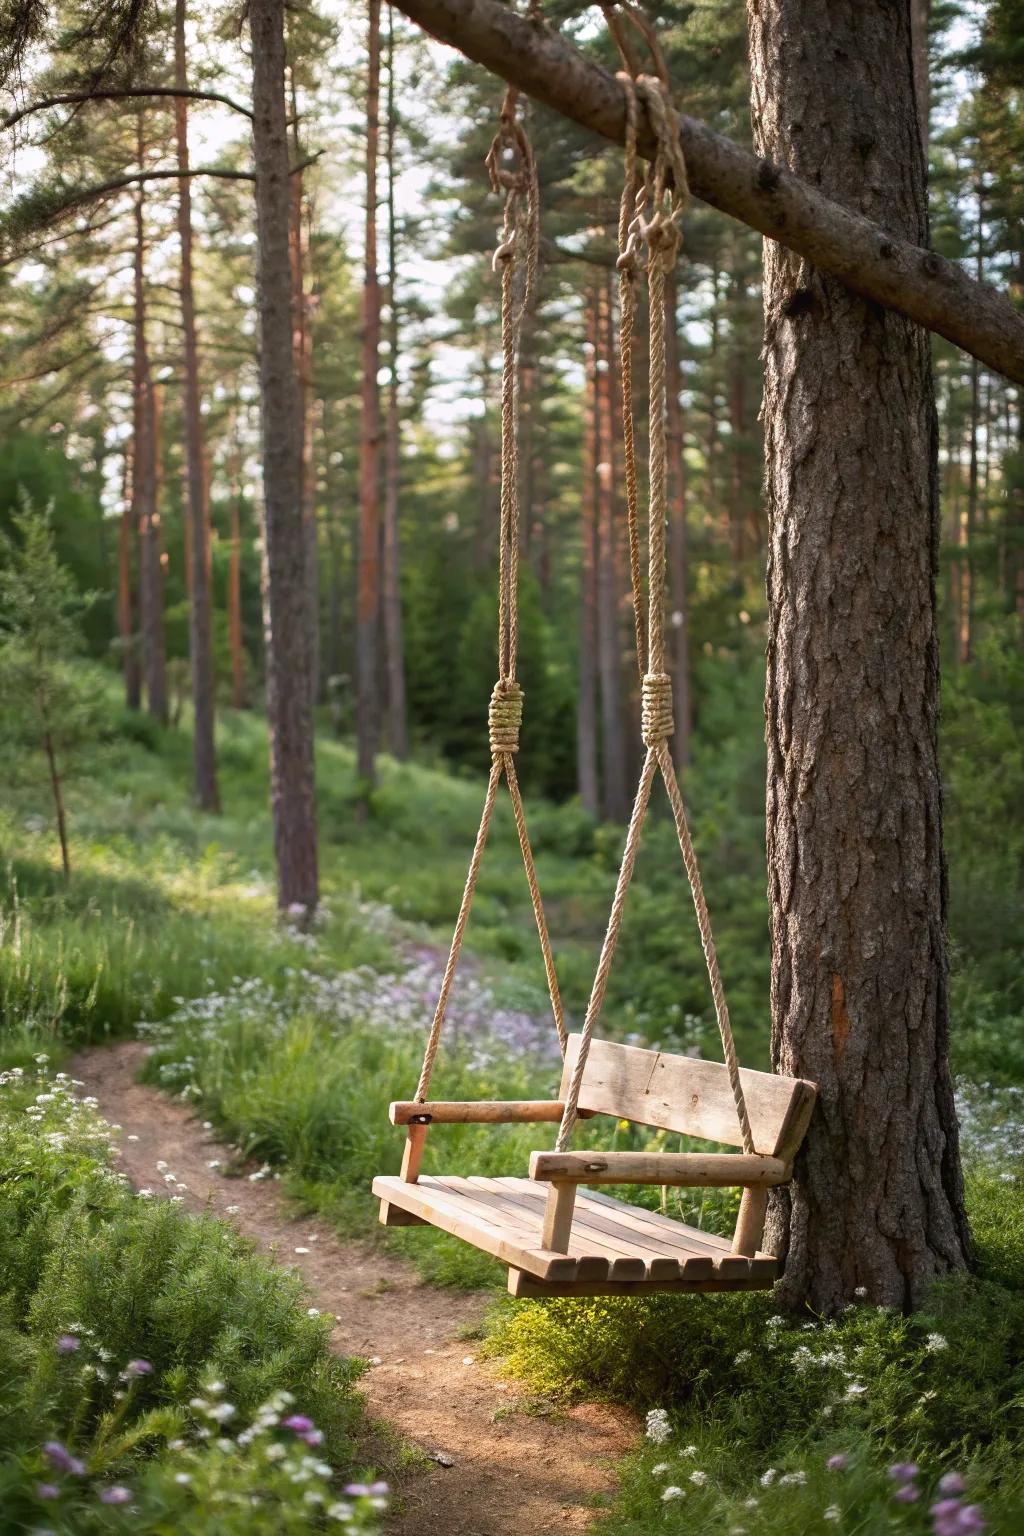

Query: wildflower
[
  {"left": 174, "top": 1473, "right": 192, "bottom": 1485},
  {"left": 651, "top": 1463, "right": 669, "bottom": 1476},
  {"left": 734, "top": 1349, "right": 751, "bottom": 1364},
  {"left": 888, "top": 1463, "right": 919, "bottom": 1482},
  {"left": 283, "top": 1415, "right": 315, "bottom": 1434},
  {"left": 957, "top": 1506, "right": 987, "bottom": 1533},
  {"left": 36, "top": 1484, "right": 60, "bottom": 1500},
  {"left": 345, "top": 1484, "right": 370, "bottom": 1497},
  {"left": 925, "top": 1333, "right": 949, "bottom": 1353},
  {"left": 265, "top": 1443, "right": 286, "bottom": 1461},
  {"left": 303, "top": 1429, "right": 324, "bottom": 1446},
  {"left": 124, "top": 1360, "right": 152, "bottom": 1377},
  {"left": 938, "top": 1473, "right": 966, "bottom": 1496},
  {"left": 779, "top": 1471, "right": 807, "bottom": 1487},
  {"left": 760, "top": 1468, "right": 777, "bottom": 1487},
  {"left": 137, "top": 1189, "right": 153, "bottom": 1198},
  {"left": 327, "top": 1504, "right": 354, "bottom": 1522},
  {"left": 207, "top": 1381, "right": 226, "bottom": 1395},
  {"left": 43, "top": 1442, "right": 85, "bottom": 1476},
  {"left": 208, "top": 1403, "right": 236, "bottom": 1423},
  {"left": 661, "top": 1486, "right": 685, "bottom": 1502},
  {"left": 645, "top": 1408, "right": 671, "bottom": 1445},
  {"left": 56, "top": 1335, "right": 79, "bottom": 1354},
  {"left": 681, "top": 1445, "right": 697, "bottom": 1457},
  {"left": 894, "top": 1484, "right": 920, "bottom": 1504},
  {"left": 824, "top": 1506, "right": 841, "bottom": 1523},
  {"left": 689, "top": 1470, "right": 708, "bottom": 1487},
  {"left": 827, "top": 1454, "right": 849, "bottom": 1472},
  {"left": 99, "top": 1487, "right": 132, "bottom": 1505},
  {"left": 854, "top": 1286, "right": 868, "bottom": 1299},
  {"left": 845, "top": 1382, "right": 867, "bottom": 1398},
  {"left": 307, "top": 1307, "right": 320, "bottom": 1317}
]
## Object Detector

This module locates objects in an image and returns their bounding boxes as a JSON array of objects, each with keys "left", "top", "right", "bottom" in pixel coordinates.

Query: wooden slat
[
  {"left": 559, "top": 1034, "right": 816, "bottom": 1154},
  {"left": 475, "top": 1177, "right": 704, "bottom": 1273},
  {"left": 457, "top": 1178, "right": 649, "bottom": 1278},
  {"left": 371, "top": 1175, "right": 578, "bottom": 1281},
  {"left": 508, "top": 1270, "right": 775, "bottom": 1298},
  {"left": 581, "top": 1188, "right": 739, "bottom": 1256},
  {"left": 529, "top": 1150, "right": 789, "bottom": 1186}
]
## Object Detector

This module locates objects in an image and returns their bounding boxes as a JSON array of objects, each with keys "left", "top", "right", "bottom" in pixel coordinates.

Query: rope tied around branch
[
  {"left": 556, "top": 62, "right": 756, "bottom": 1158},
  {"left": 412, "top": 90, "right": 566, "bottom": 1108}
]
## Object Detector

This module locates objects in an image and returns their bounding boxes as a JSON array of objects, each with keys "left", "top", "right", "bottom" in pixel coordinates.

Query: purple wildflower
[
  {"left": 889, "top": 1462, "right": 919, "bottom": 1482},
  {"left": 282, "top": 1413, "right": 315, "bottom": 1434},
  {"left": 894, "top": 1483, "right": 920, "bottom": 1503},
  {"left": 302, "top": 1429, "right": 324, "bottom": 1447},
  {"left": 36, "top": 1484, "right": 60, "bottom": 1500},
  {"left": 344, "top": 1483, "right": 370, "bottom": 1497},
  {"left": 938, "top": 1473, "right": 967, "bottom": 1496},
  {"left": 827, "top": 1454, "right": 849, "bottom": 1472},
  {"left": 99, "top": 1487, "right": 132, "bottom": 1505},
  {"left": 958, "top": 1507, "right": 987, "bottom": 1534},
  {"left": 368, "top": 1482, "right": 390, "bottom": 1496},
  {"left": 43, "top": 1442, "right": 85, "bottom": 1476},
  {"left": 124, "top": 1360, "right": 152, "bottom": 1378},
  {"left": 56, "top": 1335, "right": 79, "bottom": 1355}
]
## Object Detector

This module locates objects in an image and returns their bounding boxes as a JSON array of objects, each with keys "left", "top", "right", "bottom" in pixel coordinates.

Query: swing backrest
[{"left": 559, "top": 1034, "right": 816, "bottom": 1160}]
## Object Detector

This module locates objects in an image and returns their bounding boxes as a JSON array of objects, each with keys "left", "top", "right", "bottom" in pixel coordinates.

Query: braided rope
[
  {"left": 556, "top": 68, "right": 755, "bottom": 1157},
  {"left": 413, "top": 93, "right": 565, "bottom": 1105}
]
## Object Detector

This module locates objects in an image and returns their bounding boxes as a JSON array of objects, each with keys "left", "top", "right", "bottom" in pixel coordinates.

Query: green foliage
[{"left": 0, "top": 1059, "right": 385, "bottom": 1532}]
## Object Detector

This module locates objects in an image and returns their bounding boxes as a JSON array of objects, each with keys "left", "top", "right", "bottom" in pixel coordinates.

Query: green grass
[{"left": 0, "top": 1058, "right": 386, "bottom": 1533}]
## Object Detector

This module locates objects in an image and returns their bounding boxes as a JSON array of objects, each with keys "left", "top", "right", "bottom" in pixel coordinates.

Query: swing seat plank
[{"left": 372, "top": 1174, "right": 779, "bottom": 1290}]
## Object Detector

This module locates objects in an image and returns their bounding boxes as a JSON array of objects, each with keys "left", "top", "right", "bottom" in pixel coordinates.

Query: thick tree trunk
[
  {"left": 175, "top": 0, "right": 219, "bottom": 810},
  {"left": 664, "top": 270, "right": 692, "bottom": 771},
  {"left": 910, "top": 0, "right": 930, "bottom": 161},
  {"left": 356, "top": 0, "right": 383, "bottom": 788},
  {"left": 595, "top": 279, "right": 628, "bottom": 823},
  {"left": 382, "top": 5, "right": 408, "bottom": 760},
  {"left": 132, "top": 135, "right": 167, "bottom": 728},
  {"left": 250, "top": 0, "right": 319, "bottom": 912},
  {"left": 750, "top": 0, "right": 971, "bottom": 1312},
  {"left": 577, "top": 285, "right": 600, "bottom": 816}
]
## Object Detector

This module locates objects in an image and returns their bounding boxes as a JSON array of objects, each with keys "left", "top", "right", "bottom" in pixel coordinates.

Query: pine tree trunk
[
  {"left": 288, "top": 63, "right": 319, "bottom": 706},
  {"left": 175, "top": 0, "right": 219, "bottom": 810},
  {"left": 910, "top": 0, "right": 930, "bottom": 160},
  {"left": 119, "top": 444, "right": 141, "bottom": 710},
  {"left": 382, "top": 5, "right": 408, "bottom": 760},
  {"left": 664, "top": 270, "right": 692, "bottom": 770},
  {"left": 577, "top": 284, "right": 600, "bottom": 816},
  {"left": 228, "top": 430, "right": 247, "bottom": 709},
  {"left": 43, "top": 723, "right": 70, "bottom": 881},
  {"left": 132, "top": 128, "right": 168, "bottom": 728},
  {"left": 250, "top": 0, "right": 319, "bottom": 912},
  {"left": 356, "top": 0, "right": 383, "bottom": 788},
  {"left": 596, "top": 279, "right": 628, "bottom": 823},
  {"left": 750, "top": 0, "right": 971, "bottom": 1312}
]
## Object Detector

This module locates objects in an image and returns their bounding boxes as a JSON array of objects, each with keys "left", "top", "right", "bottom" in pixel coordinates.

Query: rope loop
[
  {"left": 488, "top": 680, "right": 524, "bottom": 756},
  {"left": 641, "top": 671, "right": 674, "bottom": 746}
]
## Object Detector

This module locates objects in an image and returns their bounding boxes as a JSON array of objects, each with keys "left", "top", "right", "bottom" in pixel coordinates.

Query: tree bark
[
  {"left": 596, "top": 278, "right": 628, "bottom": 823},
  {"left": 132, "top": 126, "right": 167, "bottom": 728},
  {"left": 288, "top": 61, "right": 319, "bottom": 707},
  {"left": 390, "top": 0, "right": 1024, "bottom": 386},
  {"left": 175, "top": 0, "right": 220, "bottom": 811},
  {"left": 250, "top": 0, "right": 319, "bottom": 912},
  {"left": 664, "top": 269, "right": 692, "bottom": 770},
  {"left": 750, "top": 0, "right": 971, "bottom": 1312},
  {"left": 577, "top": 284, "right": 600, "bottom": 815},
  {"left": 910, "top": 0, "right": 930, "bottom": 162},
  {"left": 43, "top": 723, "right": 70, "bottom": 880},
  {"left": 118, "top": 444, "right": 141, "bottom": 710},
  {"left": 356, "top": 0, "right": 383, "bottom": 788},
  {"left": 228, "top": 427, "right": 247, "bottom": 709},
  {"left": 382, "top": 4, "right": 408, "bottom": 760}
]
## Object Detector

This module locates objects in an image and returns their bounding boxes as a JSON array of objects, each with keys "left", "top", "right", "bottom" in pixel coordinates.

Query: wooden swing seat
[{"left": 373, "top": 1035, "right": 816, "bottom": 1297}]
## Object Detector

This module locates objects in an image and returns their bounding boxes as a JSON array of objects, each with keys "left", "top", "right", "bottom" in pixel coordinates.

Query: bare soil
[{"left": 72, "top": 1041, "right": 635, "bottom": 1536}]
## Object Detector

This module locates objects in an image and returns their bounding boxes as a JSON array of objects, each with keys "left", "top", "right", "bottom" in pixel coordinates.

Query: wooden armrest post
[
  {"left": 400, "top": 1120, "right": 429, "bottom": 1183},
  {"left": 732, "top": 1185, "right": 769, "bottom": 1256},
  {"left": 541, "top": 1182, "right": 576, "bottom": 1253}
]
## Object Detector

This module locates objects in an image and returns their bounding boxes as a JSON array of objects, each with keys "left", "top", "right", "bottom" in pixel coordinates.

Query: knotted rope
[
  {"left": 413, "top": 92, "right": 566, "bottom": 1106},
  {"left": 556, "top": 67, "right": 755, "bottom": 1156}
]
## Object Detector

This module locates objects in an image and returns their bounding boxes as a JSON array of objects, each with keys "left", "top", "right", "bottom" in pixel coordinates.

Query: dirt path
[{"left": 72, "top": 1042, "right": 634, "bottom": 1536}]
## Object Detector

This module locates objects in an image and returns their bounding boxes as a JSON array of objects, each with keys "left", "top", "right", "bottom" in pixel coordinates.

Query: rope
[
  {"left": 556, "top": 67, "right": 755, "bottom": 1156},
  {"left": 413, "top": 93, "right": 566, "bottom": 1106}
]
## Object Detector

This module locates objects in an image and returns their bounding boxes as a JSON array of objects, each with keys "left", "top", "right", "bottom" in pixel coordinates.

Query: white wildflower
[
  {"left": 760, "top": 1469, "right": 777, "bottom": 1487},
  {"left": 925, "top": 1333, "right": 948, "bottom": 1354},
  {"left": 660, "top": 1486, "right": 685, "bottom": 1503},
  {"left": 824, "top": 1506, "right": 841, "bottom": 1523},
  {"left": 689, "top": 1470, "right": 708, "bottom": 1487},
  {"left": 645, "top": 1408, "right": 671, "bottom": 1445},
  {"left": 779, "top": 1470, "right": 807, "bottom": 1487},
  {"left": 651, "top": 1463, "right": 669, "bottom": 1476}
]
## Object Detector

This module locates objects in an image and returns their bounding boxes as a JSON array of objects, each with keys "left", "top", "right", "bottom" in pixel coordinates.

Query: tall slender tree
[
  {"left": 382, "top": 4, "right": 408, "bottom": 759},
  {"left": 132, "top": 118, "right": 167, "bottom": 727},
  {"left": 356, "top": 0, "right": 383, "bottom": 788},
  {"left": 250, "top": 0, "right": 319, "bottom": 911},
  {"left": 750, "top": 0, "right": 972, "bottom": 1310},
  {"left": 174, "top": 0, "right": 219, "bottom": 810}
]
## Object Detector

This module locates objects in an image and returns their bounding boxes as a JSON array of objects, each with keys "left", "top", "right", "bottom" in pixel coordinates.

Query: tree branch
[
  {"left": 2, "top": 86, "right": 255, "bottom": 131},
  {"left": 392, "top": 0, "right": 1024, "bottom": 387}
]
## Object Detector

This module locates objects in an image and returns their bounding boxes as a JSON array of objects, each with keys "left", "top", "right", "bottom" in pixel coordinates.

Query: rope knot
[
  {"left": 641, "top": 672, "right": 674, "bottom": 746},
  {"left": 489, "top": 680, "right": 524, "bottom": 755}
]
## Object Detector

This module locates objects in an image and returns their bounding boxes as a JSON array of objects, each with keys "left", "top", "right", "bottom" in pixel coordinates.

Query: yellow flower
[{"left": 618, "top": 1119, "right": 630, "bottom": 1132}]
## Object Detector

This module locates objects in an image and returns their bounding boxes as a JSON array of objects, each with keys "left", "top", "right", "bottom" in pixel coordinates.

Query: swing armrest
[
  {"left": 528, "top": 1150, "right": 790, "bottom": 1187},
  {"left": 390, "top": 1101, "right": 595, "bottom": 1126}
]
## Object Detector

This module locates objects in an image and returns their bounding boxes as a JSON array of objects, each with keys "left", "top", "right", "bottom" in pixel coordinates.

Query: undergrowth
[{"left": 0, "top": 1059, "right": 386, "bottom": 1532}]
